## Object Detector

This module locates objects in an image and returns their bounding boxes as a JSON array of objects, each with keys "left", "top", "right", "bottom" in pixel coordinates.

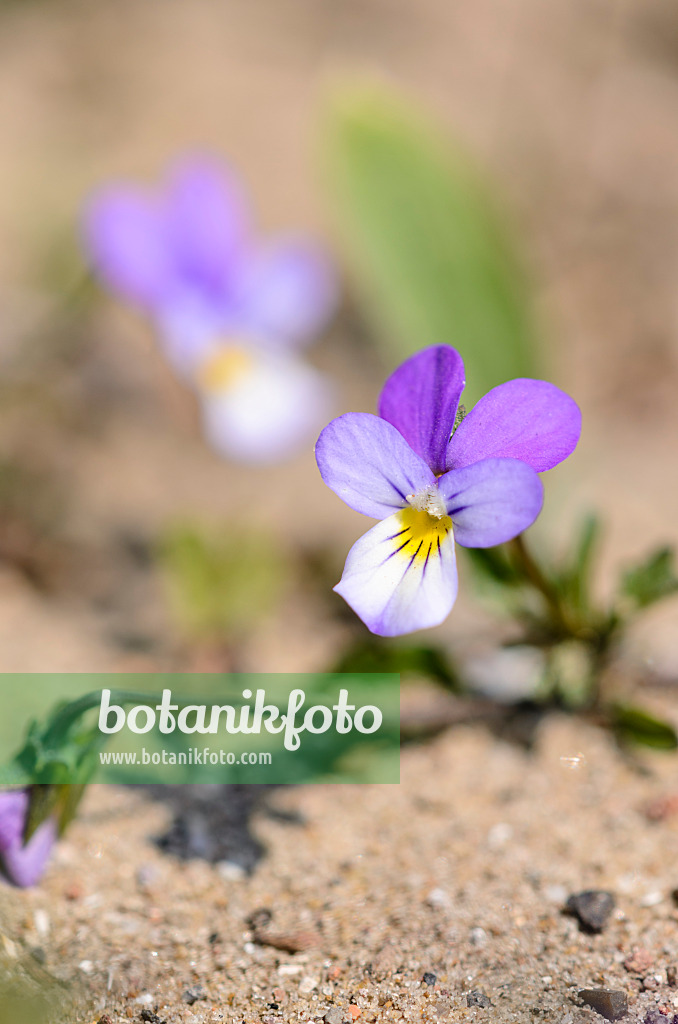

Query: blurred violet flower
[
  {"left": 82, "top": 155, "right": 337, "bottom": 463},
  {"left": 316, "top": 345, "right": 581, "bottom": 636},
  {"left": 0, "top": 789, "right": 56, "bottom": 887}
]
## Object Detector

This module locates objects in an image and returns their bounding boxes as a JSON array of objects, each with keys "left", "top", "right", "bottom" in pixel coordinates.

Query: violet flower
[
  {"left": 82, "top": 155, "right": 336, "bottom": 462},
  {"left": 316, "top": 345, "right": 581, "bottom": 636},
  {"left": 0, "top": 789, "right": 56, "bottom": 888}
]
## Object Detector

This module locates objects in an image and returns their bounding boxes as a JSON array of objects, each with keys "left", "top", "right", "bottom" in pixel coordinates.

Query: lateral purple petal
[
  {"left": 0, "top": 790, "right": 26, "bottom": 851},
  {"left": 446, "top": 378, "right": 582, "bottom": 472},
  {"left": 316, "top": 413, "right": 435, "bottom": 520},
  {"left": 166, "top": 156, "right": 249, "bottom": 300},
  {"left": 0, "top": 790, "right": 56, "bottom": 888},
  {"left": 83, "top": 187, "right": 176, "bottom": 307},
  {"left": 378, "top": 346, "right": 465, "bottom": 475},
  {"left": 438, "top": 457, "right": 544, "bottom": 548},
  {"left": 241, "top": 239, "right": 337, "bottom": 346},
  {"left": 1, "top": 818, "right": 57, "bottom": 888}
]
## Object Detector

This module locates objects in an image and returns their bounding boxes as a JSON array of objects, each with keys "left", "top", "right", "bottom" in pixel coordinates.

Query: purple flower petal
[
  {"left": 83, "top": 187, "right": 176, "bottom": 307},
  {"left": 166, "top": 155, "right": 249, "bottom": 300},
  {"left": 0, "top": 790, "right": 56, "bottom": 888},
  {"left": 334, "top": 509, "right": 458, "bottom": 636},
  {"left": 240, "top": 238, "right": 337, "bottom": 347},
  {"left": 438, "top": 457, "right": 544, "bottom": 547},
  {"left": 1, "top": 818, "right": 57, "bottom": 889},
  {"left": 378, "top": 346, "right": 466, "bottom": 475},
  {"left": 446, "top": 378, "right": 582, "bottom": 472},
  {"left": 316, "top": 413, "right": 435, "bottom": 520},
  {"left": 0, "top": 790, "right": 28, "bottom": 851}
]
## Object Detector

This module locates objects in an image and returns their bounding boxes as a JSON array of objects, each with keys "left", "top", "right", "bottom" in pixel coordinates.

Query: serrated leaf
[
  {"left": 611, "top": 704, "right": 678, "bottom": 750},
  {"left": 325, "top": 84, "right": 539, "bottom": 404}
]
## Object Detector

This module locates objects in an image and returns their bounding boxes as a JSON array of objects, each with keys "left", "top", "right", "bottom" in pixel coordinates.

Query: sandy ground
[
  {"left": 1, "top": 0, "right": 678, "bottom": 1022},
  {"left": 3, "top": 713, "right": 678, "bottom": 1024}
]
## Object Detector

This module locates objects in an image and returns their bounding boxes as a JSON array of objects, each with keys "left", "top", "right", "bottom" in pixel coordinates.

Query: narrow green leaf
[
  {"left": 325, "top": 84, "right": 540, "bottom": 404},
  {"left": 621, "top": 546, "right": 678, "bottom": 610},
  {"left": 611, "top": 703, "right": 678, "bottom": 750}
]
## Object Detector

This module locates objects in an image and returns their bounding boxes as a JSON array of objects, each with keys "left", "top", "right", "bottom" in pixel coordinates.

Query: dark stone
[
  {"left": 183, "top": 986, "right": 206, "bottom": 1005},
  {"left": 140, "top": 1012, "right": 164, "bottom": 1024},
  {"left": 422, "top": 973, "right": 437, "bottom": 987},
  {"left": 466, "top": 990, "right": 492, "bottom": 1008},
  {"left": 578, "top": 989, "right": 628, "bottom": 1020},
  {"left": 566, "top": 891, "right": 616, "bottom": 933}
]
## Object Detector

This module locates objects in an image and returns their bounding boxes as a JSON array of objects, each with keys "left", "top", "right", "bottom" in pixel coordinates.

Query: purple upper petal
[
  {"left": 446, "top": 378, "right": 581, "bottom": 473},
  {"left": 438, "top": 457, "right": 544, "bottom": 547},
  {"left": 165, "top": 156, "right": 249, "bottom": 300},
  {"left": 378, "top": 346, "right": 466, "bottom": 475},
  {"left": 240, "top": 238, "right": 337, "bottom": 347},
  {"left": 316, "top": 412, "right": 435, "bottom": 520},
  {"left": 83, "top": 187, "right": 176, "bottom": 307}
]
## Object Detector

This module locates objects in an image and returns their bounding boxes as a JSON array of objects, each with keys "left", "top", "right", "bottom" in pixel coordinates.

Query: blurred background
[{"left": 0, "top": 0, "right": 677, "bottom": 680}]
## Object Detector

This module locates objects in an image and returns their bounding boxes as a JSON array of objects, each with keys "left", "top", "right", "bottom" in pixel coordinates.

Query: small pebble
[
  {"left": 183, "top": 985, "right": 206, "bottom": 1005},
  {"left": 642, "top": 1011, "right": 678, "bottom": 1024},
  {"left": 324, "top": 1009, "right": 344, "bottom": 1024},
  {"left": 668, "top": 966, "right": 678, "bottom": 987},
  {"left": 97, "top": 1017, "right": 113, "bottom": 1024},
  {"left": 624, "top": 948, "right": 654, "bottom": 974},
  {"left": 422, "top": 973, "right": 437, "bottom": 987},
  {"left": 469, "top": 927, "right": 487, "bottom": 947},
  {"left": 426, "top": 887, "right": 451, "bottom": 910},
  {"left": 578, "top": 988, "right": 628, "bottom": 1020},
  {"left": 640, "top": 891, "right": 664, "bottom": 908},
  {"left": 33, "top": 909, "right": 50, "bottom": 937},
  {"left": 566, "top": 891, "right": 616, "bottom": 933},
  {"left": 299, "top": 976, "right": 318, "bottom": 996},
  {"left": 466, "top": 990, "right": 492, "bottom": 1008},
  {"left": 348, "top": 1006, "right": 361, "bottom": 1020}
]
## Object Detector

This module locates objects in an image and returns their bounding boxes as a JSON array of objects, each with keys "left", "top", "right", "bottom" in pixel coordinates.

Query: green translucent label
[{"left": 0, "top": 673, "right": 400, "bottom": 785}]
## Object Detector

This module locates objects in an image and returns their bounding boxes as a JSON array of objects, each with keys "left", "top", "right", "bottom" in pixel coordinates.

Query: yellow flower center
[
  {"left": 198, "top": 346, "right": 254, "bottom": 392},
  {"left": 391, "top": 505, "right": 453, "bottom": 565}
]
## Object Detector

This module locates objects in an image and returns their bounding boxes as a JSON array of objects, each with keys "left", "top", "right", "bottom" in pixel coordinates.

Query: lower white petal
[
  {"left": 335, "top": 509, "right": 458, "bottom": 637},
  {"left": 200, "top": 352, "right": 332, "bottom": 463}
]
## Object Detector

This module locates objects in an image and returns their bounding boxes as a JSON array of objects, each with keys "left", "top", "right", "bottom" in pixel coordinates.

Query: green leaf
[
  {"left": 157, "top": 521, "right": 287, "bottom": 641},
  {"left": 333, "top": 637, "right": 458, "bottom": 691},
  {"left": 611, "top": 704, "right": 678, "bottom": 750},
  {"left": 556, "top": 513, "right": 601, "bottom": 614},
  {"left": 325, "top": 84, "right": 539, "bottom": 404},
  {"left": 621, "top": 546, "right": 678, "bottom": 610},
  {"left": 464, "top": 544, "right": 525, "bottom": 589}
]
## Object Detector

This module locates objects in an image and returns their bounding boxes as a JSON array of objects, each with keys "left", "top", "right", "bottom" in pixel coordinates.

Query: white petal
[
  {"left": 335, "top": 509, "right": 458, "bottom": 637},
  {"left": 200, "top": 351, "right": 332, "bottom": 463}
]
